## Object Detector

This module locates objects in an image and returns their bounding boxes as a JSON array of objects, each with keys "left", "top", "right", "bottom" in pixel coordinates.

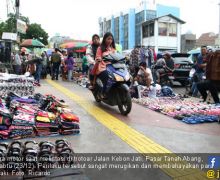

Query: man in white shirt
[
  {"left": 136, "top": 62, "right": 153, "bottom": 87},
  {"left": 12, "top": 51, "right": 21, "bottom": 75}
]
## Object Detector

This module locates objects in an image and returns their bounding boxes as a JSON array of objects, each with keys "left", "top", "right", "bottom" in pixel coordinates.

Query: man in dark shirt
[
  {"left": 191, "top": 46, "right": 207, "bottom": 96},
  {"left": 155, "top": 52, "right": 174, "bottom": 83},
  {"left": 51, "top": 48, "right": 61, "bottom": 80}
]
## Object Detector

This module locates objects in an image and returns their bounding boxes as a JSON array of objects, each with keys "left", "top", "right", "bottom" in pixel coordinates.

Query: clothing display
[
  {"left": 133, "top": 96, "right": 220, "bottom": 124},
  {"left": 0, "top": 93, "right": 80, "bottom": 140}
]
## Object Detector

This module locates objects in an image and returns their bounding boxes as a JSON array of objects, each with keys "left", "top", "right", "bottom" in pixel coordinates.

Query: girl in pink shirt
[{"left": 93, "top": 32, "right": 116, "bottom": 96}]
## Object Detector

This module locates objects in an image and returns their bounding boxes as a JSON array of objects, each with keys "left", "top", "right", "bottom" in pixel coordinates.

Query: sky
[{"left": 0, "top": 0, "right": 219, "bottom": 40}]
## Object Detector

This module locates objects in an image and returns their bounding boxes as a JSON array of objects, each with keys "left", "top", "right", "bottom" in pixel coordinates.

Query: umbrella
[
  {"left": 20, "top": 39, "right": 45, "bottom": 48},
  {"left": 60, "top": 41, "right": 89, "bottom": 49}
]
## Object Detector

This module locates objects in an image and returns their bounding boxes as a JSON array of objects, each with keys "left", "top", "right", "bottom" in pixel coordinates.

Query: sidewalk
[{"left": 31, "top": 79, "right": 220, "bottom": 179}]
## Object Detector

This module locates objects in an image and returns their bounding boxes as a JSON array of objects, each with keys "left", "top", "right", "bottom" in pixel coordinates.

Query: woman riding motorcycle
[{"left": 93, "top": 32, "right": 116, "bottom": 97}]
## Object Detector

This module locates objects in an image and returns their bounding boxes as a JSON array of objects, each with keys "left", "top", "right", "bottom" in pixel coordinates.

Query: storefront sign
[{"left": 2, "top": 32, "right": 17, "bottom": 41}]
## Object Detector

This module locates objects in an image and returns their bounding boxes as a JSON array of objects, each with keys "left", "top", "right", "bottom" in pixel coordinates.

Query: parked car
[{"left": 171, "top": 53, "right": 194, "bottom": 86}]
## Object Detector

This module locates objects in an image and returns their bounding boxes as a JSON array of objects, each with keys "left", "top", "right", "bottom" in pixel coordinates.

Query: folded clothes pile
[
  {"left": 59, "top": 113, "right": 80, "bottom": 135},
  {"left": 35, "top": 111, "right": 59, "bottom": 136},
  {"left": 0, "top": 108, "right": 12, "bottom": 139},
  {"left": 0, "top": 92, "right": 80, "bottom": 140},
  {"left": 9, "top": 125, "right": 34, "bottom": 139},
  {"left": 0, "top": 130, "right": 10, "bottom": 139}
]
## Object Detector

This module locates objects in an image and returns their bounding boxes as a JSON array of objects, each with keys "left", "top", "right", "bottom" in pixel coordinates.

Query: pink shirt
[
  {"left": 95, "top": 46, "right": 115, "bottom": 74},
  {"left": 96, "top": 46, "right": 115, "bottom": 60}
]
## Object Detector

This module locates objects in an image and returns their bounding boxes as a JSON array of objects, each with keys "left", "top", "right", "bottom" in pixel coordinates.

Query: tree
[
  {"left": 0, "top": 22, "right": 6, "bottom": 37},
  {"left": 24, "top": 23, "right": 48, "bottom": 45},
  {"left": 0, "top": 13, "right": 48, "bottom": 45},
  {"left": 3, "top": 13, "right": 30, "bottom": 33}
]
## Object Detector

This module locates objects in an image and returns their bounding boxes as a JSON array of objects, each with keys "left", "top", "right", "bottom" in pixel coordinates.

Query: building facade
[
  {"left": 196, "top": 32, "right": 218, "bottom": 47},
  {"left": 181, "top": 33, "right": 196, "bottom": 53},
  {"left": 49, "top": 35, "right": 72, "bottom": 48},
  {"left": 99, "top": 0, "right": 180, "bottom": 50},
  {"left": 141, "top": 14, "right": 185, "bottom": 53}
]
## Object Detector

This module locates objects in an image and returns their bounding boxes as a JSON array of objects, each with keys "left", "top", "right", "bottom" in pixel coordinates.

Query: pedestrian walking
[
  {"left": 65, "top": 52, "right": 75, "bottom": 81},
  {"left": 12, "top": 51, "right": 22, "bottom": 75},
  {"left": 51, "top": 48, "right": 61, "bottom": 80}
]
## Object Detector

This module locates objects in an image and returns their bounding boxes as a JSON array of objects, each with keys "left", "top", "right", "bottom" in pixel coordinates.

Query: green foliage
[
  {"left": 24, "top": 23, "right": 48, "bottom": 45},
  {"left": 0, "top": 13, "right": 48, "bottom": 45},
  {"left": 0, "top": 22, "right": 6, "bottom": 37}
]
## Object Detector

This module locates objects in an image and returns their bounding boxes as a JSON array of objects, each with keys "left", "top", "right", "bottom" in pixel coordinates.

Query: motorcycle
[
  {"left": 91, "top": 53, "right": 132, "bottom": 116},
  {"left": 152, "top": 65, "right": 174, "bottom": 87}
]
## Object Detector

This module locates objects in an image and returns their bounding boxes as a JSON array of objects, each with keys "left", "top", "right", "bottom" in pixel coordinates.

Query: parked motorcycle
[
  {"left": 152, "top": 65, "right": 174, "bottom": 87},
  {"left": 91, "top": 53, "right": 132, "bottom": 115}
]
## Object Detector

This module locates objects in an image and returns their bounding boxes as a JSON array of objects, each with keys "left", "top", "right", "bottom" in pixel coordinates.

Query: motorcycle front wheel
[{"left": 118, "top": 91, "right": 132, "bottom": 116}]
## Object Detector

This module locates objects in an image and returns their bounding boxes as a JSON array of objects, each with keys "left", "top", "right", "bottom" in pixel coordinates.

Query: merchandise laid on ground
[
  {"left": 62, "top": 74, "right": 220, "bottom": 125},
  {"left": 133, "top": 96, "right": 220, "bottom": 124},
  {"left": 0, "top": 140, "right": 87, "bottom": 179},
  {"left": 0, "top": 92, "right": 80, "bottom": 140},
  {"left": 0, "top": 73, "right": 35, "bottom": 96}
]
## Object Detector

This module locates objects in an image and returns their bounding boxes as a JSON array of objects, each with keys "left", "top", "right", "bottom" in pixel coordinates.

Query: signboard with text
[
  {"left": 17, "top": 19, "right": 27, "bottom": 34},
  {"left": 2, "top": 32, "right": 17, "bottom": 41}
]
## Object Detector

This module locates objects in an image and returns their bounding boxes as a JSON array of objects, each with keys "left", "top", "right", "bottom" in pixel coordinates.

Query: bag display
[{"left": 0, "top": 93, "right": 80, "bottom": 140}]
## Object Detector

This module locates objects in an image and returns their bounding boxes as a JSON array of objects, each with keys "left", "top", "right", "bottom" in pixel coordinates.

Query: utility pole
[
  {"left": 15, "top": 0, "right": 19, "bottom": 32},
  {"left": 219, "top": 0, "right": 220, "bottom": 38}
]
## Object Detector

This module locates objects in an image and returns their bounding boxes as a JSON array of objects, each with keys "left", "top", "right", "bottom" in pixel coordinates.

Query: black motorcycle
[{"left": 91, "top": 53, "right": 132, "bottom": 116}]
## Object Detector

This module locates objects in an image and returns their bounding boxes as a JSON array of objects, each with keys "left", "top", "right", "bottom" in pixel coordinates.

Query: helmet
[{"left": 161, "top": 86, "right": 174, "bottom": 96}]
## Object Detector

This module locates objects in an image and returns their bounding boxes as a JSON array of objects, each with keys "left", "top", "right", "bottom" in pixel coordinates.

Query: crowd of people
[{"left": 9, "top": 32, "right": 220, "bottom": 104}]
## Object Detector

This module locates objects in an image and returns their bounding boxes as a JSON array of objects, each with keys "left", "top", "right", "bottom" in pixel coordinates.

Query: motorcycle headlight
[
  {"left": 113, "top": 73, "right": 124, "bottom": 82},
  {"left": 124, "top": 73, "right": 130, "bottom": 81}
]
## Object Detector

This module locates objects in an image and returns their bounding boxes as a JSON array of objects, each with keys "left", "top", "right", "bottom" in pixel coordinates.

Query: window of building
[
  {"left": 114, "top": 17, "right": 119, "bottom": 43},
  {"left": 149, "top": 23, "right": 154, "bottom": 36},
  {"left": 158, "top": 22, "right": 167, "bottom": 36},
  {"left": 123, "top": 14, "right": 129, "bottom": 49},
  {"left": 168, "top": 23, "right": 177, "bottom": 37},
  {"left": 135, "top": 11, "right": 144, "bottom": 24},
  {"left": 142, "top": 23, "right": 154, "bottom": 38},
  {"left": 146, "top": 10, "right": 156, "bottom": 20},
  {"left": 135, "top": 25, "right": 141, "bottom": 46},
  {"left": 106, "top": 20, "right": 111, "bottom": 32},
  {"left": 142, "top": 25, "right": 149, "bottom": 38}
]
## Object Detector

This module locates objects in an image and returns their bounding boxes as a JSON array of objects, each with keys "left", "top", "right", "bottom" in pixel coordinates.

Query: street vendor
[{"left": 136, "top": 61, "right": 153, "bottom": 88}]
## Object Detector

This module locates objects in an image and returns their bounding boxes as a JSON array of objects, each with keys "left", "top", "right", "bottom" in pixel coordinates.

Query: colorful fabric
[
  {"left": 36, "top": 116, "right": 51, "bottom": 123},
  {"left": 0, "top": 130, "right": 10, "bottom": 139},
  {"left": 37, "top": 111, "right": 56, "bottom": 119},
  {"left": 60, "top": 113, "right": 79, "bottom": 122},
  {"left": 0, "top": 125, "right": 8, "bottom": 130},
  {"left": 12, "top": 113, "right": 35, "bottom": 126},
  {"left": 0, "top": 116, "right": 11, "bottom": 126}
]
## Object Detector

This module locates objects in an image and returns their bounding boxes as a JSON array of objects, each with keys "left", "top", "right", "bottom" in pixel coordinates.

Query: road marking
[{"left": 46, "top": 79, "right": 209, "bottom": 179}]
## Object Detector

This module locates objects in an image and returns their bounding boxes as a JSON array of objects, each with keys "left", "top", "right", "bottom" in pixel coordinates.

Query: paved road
[{"left": 17, "top": 79, "right": 220, "bottom": 180}]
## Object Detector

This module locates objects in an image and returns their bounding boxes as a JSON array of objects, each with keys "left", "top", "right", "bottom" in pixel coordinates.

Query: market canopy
[
  {"left": 60, "top": 41, "right": 89, "bottom": 49},
  {"left": 20, "top": 39, "right": 45, "bottom": 48}
]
